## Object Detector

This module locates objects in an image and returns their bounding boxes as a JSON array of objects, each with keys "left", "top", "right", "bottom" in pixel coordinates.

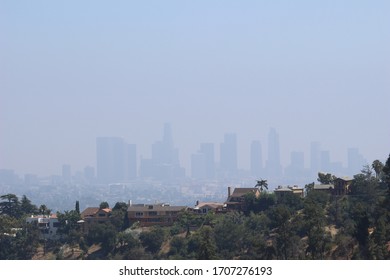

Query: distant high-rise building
[
  {"left": 191, "top": 143, "right": 215, "bottom": 180},
  {"left": 200, "top": 143, "right": 215, "bottom": 179},
  {"left": 250, "top": 140, "right": 263, "bottom": 177},
  {"left": 347, "top": 148, "right": 367, "bottom": 175},
  {"left": 265, "top": 128, "right": 282, "bottom": 178},
  {"left": 220, "top": 133, "right": 238, "bottom": 178},
  {"left": 140, "top": 123, "right": 184, "bottom": 181},
  {"left": 96, "top": 137, "right": 126, "bottom": 183},
  {"left": 127, "top": 144, "right": 137, "bottom": 179}
]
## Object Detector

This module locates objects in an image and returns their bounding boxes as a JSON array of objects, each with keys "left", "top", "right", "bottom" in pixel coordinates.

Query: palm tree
[
  {"left": 255, "top": 179, "right": 268, "bottom": 192},
  {"left": 372, "top": 160, "right": 384, "bottom": 180}
]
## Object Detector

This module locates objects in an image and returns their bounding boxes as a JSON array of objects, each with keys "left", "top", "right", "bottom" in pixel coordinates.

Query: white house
[{"left": 26, "top": 214, "right": 60, "bottom": 240}]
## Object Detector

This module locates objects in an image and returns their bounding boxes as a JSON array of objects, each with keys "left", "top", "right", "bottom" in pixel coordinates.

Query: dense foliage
[{"left": 1, "top": 155, "right": 390, "bottom": 260}]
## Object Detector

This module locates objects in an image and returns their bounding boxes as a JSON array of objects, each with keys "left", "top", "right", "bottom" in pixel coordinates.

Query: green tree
[
  {"left": 57, "top": 210, "right": 81, "bottom": 244},
  {"left": 99, "top": 201, "right": 109, "bottom": 209},
  {"left": 110, "top": 202, "right": 129, "bottom": 231},
  {"left": 317, "top": 172, "right": 336, "bottom": 184},
  {"left": 75, "top": 200, "right": 80, "bottom": 214},
  {"left": 177, "top": 211, "right": 201, "bottom": 237},
  {"left": 116, "top": 231, "right": 140, "bottom": 254},
  {"left": 87, "top": 222, "right": 117, "bottom": 253},
  {"left": 167, "top": 236, "right": 187, "bottom": 258},
  {"left": 139, "top": 227, "right": 165, "bottom": 254},
  {"left": 255, "top": 179, "right": 268, "bottom": 191},
  {"left": 303, "top": 200, "right": 331, "bottom": 259},
  {"left": 196, "top": 226, "right": 217, "bottom": 260},
  {"left": 0, "top": 194, "right": 22, "bottom": 218},
  {"left": 38, "top": 204, "right": 50, "bottom": 215},
  {"left": 372, "top": 160, "right": 384, "bottom": 180},
  {"left": 213, "top": 212, "right": 245, "bottom": 259},
  {"left": 304, "top": 182, "right": 315, "bottom": 194},
  {"left": 276, "top": 192, "right": 303, "bottom": 212},
  {"left": 20, "top": 195, "right": 38, "bottom": 215},
  {"left": 269, "top": 205, "right": 296, "bottom": 259}
]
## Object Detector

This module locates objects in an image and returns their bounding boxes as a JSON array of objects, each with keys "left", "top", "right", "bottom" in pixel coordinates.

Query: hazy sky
[{"left": 1, "top": 0, "right": 389, "bottom": 176}]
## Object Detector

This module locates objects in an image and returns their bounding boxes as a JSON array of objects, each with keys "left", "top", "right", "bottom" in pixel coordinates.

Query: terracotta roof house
[{"left": 80, "top": 207, "right": 112, "bottom": 233}]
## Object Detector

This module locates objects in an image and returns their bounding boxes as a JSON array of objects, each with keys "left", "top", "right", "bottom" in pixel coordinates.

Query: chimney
[
  {"left": 196, "top": 200, "right": 199, "bottom": 206},
  {"left": 228, "top": 186, "right": 232, "bottom": 197}
]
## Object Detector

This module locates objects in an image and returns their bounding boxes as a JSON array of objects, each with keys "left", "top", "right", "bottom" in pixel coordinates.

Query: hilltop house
[
  {"left": 127, "top": 203, "right": 187, "bottom": 227},
  {"left": 312, "top": 176, "right": 354, "bottom": 196},
  {"left": 79, "top": 207, "right": 112, "bottom": 233},
  {"left": 192, "top": 201, "right": 225, "bottom": 214},
  {"left": 26, "top": 214, "right": 60, "bottom": 240},
  {"left": 224, "top": 187, "right": 261, "bottom": 211},
  {"left": 274, "top": 185, "right": 305, "bottom": 199},
  {"left": 312, "top": 184, "right": 334, "bottom": 194},
  {"left": 333, "top": 177, "right": 353, "bottom": 195}
]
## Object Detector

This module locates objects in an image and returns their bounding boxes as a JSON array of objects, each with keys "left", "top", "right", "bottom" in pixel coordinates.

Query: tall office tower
[
  {"left": 62, "top": 164, "right": 71, "bottom": 182},
  {"left": 200, "top": 143, "right": 215, "bottom": 179},
  {"left": 220, "top": 133, "right": 238, "bottom": 178},
  {"left": 347, "top": 147, "right": 367, "bottom": 175},
  {"left": 310, "top": 141, "right": 321, "bottom": 176},
  {"left": 96, "top": 137, "right": 126, "bottom": 183},
  {"left": 152, "top": 123, "right": 178, "bottom": 166},
  {"left": 142, "top": 123, "right": 184, "bottom": 181},
  {"left": 250, "top": 140, "right": 263, "bottom": 177},
  {"left": 191, "top": 143, "right": 215, "bottom": 180},
  {"left": 265, "top": 128, "right": 282, "bottom": 178},
  {"left": 127, "top": 144, "right": 137, "bottom": 179}
]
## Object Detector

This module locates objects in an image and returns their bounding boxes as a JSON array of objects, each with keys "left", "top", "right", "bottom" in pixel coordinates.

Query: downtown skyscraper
[
  {"left": 96, "top": 137, "right": 137, "bottom": 183},
  {"left": 219, "top": 133, "right": 238, "bottom": 178}
]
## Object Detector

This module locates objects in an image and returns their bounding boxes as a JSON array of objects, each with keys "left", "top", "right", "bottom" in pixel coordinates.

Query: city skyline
[
  {"left": 0, "top": 123, "right": 372, "bottom": 181},
  {"left": 1, "top": 1, "right": 389, "bottom": 178}
]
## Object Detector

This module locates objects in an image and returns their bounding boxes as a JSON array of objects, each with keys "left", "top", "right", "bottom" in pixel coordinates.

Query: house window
[
  {"left": 135, "top": 212, "right": 143, "bottom": 217},
  {"left": 202, "top": 208, "right": 207, "bottom": 213},
  {"left": 98, "top": 213, "right": 106, "bottom": 217},
  {"left": 52, "top": 222, "right": 60, "bottom": 228},
  {"left": 149, "top": 211, "right": 157, "bottom": 216}
]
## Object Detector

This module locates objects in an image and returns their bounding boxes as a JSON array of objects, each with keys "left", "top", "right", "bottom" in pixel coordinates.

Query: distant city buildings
[
  {"left": 1, "top": 125, "right": 373, "bottom": 203},
  {"left": 139, "top": 123, "right": 185, "bottom": 181},
  {"left": 96, "top": 137, "right": 137, "bottom": 183},
  {"left": 191, "top": 143, "right": 216, "bottom": 180},
  {"left": 219, "top": 133, "right": 238, "bottom": 178}
]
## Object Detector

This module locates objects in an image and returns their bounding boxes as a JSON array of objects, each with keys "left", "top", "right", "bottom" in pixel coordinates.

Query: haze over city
[{"left": 1, "top": 0, "right": 389, "bottom": 179}]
